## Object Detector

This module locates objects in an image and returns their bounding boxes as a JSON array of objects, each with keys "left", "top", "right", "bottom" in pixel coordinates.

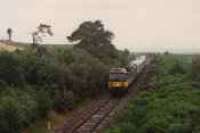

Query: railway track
[{"left": 55, "top": 60, "right": 155, "bottom": 133}]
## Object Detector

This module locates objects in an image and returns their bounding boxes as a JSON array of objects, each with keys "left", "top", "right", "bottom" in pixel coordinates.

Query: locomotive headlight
[{"left": 123, "top": 82, "right": 128, "bottom": 87}]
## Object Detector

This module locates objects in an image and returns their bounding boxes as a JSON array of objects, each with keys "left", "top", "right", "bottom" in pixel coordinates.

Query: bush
[{"left": 0, "top": 51, "right": 25, "bottom": 86}]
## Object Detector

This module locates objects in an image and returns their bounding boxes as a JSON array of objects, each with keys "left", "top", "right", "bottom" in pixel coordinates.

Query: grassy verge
[{"left": 23, "top": 97, "right": 91, "bottom": 133}]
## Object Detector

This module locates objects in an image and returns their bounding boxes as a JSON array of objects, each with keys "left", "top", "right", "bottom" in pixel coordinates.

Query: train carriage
[{"left": 108, "top": 55, "right": 148, "bottom": 95}]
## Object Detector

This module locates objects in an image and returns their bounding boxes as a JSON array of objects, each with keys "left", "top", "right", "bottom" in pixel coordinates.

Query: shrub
[
  {"left": 0, "top": 51, "right": 25, "bottom": 86},
  {"left": 0, "top": 86, "right": 53, "bottom": 133}
]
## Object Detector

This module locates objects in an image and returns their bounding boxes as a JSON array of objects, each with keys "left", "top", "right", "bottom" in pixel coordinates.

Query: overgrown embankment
[
  {"left": 0, "top": 46, "right": 130, "bottom": 133},
  {"left": 106, "top": 54, "right": 200, "bottom": 133}
]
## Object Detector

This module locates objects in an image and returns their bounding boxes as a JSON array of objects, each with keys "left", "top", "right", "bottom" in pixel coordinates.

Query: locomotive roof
[{"left": 110, "top": 68, "right": 128, "bottom": 74}]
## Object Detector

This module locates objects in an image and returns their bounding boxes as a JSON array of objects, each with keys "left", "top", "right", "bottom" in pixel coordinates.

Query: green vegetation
[
  {"left": 0, "top": 47, "right": 128, "bottom": 133},
  {"left": 192, "top": 55, "right": 200, "bottom": 88},
  {"left": 106, "top": 54, "right": 200, "bottom": 133},
  {"left": 0, "top": 20, "right": 131, "bottom": 133}
]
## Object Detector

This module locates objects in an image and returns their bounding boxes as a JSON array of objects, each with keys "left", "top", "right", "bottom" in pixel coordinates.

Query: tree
[
  {"left": 32, "top": 24, "right": 53, "bottom": 48},
  {"left": 67, "top": 20, "right": 118, "bottom": 59},
  {"left": 7, "top": 28, "right": 13, "bottom": 41}
]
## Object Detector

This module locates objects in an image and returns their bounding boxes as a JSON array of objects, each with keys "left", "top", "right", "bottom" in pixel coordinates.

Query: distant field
[
  {"left": 0, "top": 40, "right": 73, "bottom": 52},
  {"left": 0, "top": 42, "right": 24, "bottom": 51}
]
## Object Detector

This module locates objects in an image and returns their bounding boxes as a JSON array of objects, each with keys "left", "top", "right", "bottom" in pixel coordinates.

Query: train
[{"left": 108, "top": 55, "right": 151, "bottom": 94}]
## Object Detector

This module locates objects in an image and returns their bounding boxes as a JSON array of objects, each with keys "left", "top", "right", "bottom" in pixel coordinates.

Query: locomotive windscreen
[{"left": 109, "top": 73, "right": 128, "bottom": 81}]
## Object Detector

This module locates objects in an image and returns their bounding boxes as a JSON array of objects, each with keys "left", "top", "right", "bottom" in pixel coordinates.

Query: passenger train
[{"left": 108, "top": 55, "right": 150, "bottom": 94}]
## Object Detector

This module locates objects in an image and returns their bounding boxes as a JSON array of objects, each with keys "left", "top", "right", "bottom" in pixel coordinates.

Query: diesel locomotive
[{"left": 108, "top": 55, "right": 148, "bottom": 94}]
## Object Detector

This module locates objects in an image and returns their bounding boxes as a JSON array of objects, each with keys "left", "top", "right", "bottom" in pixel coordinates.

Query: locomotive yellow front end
[
  {"left": 108, "top": 81, "right": 128, "bottom": 89},
  {"left": 108, "top": 68, "right": 129, "bottom": 94}
]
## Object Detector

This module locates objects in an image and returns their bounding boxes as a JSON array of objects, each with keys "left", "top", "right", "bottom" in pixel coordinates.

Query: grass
[
  {"left": 23, "top": 98, "right": 91, "bottom": 133},
  {"left": 0, "top": 42, "right": 23, "bottom": 51},
  {"left": 23, "top": 111, "right": 68, "bottom": 133}
]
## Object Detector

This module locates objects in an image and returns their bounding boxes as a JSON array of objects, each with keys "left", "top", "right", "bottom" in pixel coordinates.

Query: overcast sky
[{"left": 0, "top": 0, "right": 200, "bottom": 53}]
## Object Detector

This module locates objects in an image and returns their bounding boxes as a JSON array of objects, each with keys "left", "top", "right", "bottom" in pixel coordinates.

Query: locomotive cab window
[{"left": 109, "top": 73, "right": 128, "bottom": 81}]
